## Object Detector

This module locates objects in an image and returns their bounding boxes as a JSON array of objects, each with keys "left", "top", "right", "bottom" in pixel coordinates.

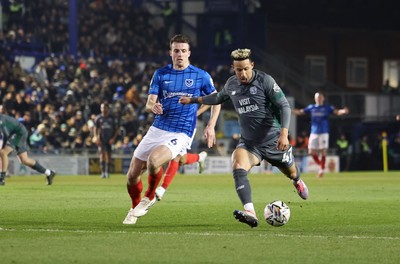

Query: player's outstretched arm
[
  {"left": 179, "top": 96, "right": 197, "bottom": 104},
  {"left": 197, "top": 104, "right": 210, "bottom": 116},
  {"left": 180, "top": 93, "right": 222, "bottom": 105},
  {"left": 291, "top": 108, "right": 305, "bottom": 116},
  {"left": 335, "top": 106, "right": 349, "bottom": 116},
  {"left": 204, "top": 104, "right": 221, "bottom": 148}
]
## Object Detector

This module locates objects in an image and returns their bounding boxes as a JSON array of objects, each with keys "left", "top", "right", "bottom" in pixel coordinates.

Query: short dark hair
[{"left": 170, "top": 34, "right": 191, "bottom": 49}]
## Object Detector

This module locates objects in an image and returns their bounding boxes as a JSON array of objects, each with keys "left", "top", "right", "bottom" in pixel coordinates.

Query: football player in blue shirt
[
  {"left": 292, "top": 92, "right": 349, "bottom": 177},
  {"left": 123, "top": 34, "right": 221, "bottom": 224}
]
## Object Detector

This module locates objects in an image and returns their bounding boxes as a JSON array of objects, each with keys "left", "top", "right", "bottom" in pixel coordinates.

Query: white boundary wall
[
  {"left": 7, "top": 155, "right": 338, "bottom": 176},
  {"left": 8, "top": 156, "right": 89, "bottom": 176}
]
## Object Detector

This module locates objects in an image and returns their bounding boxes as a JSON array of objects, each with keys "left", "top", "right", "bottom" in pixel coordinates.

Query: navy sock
[
  {"left": 292, "top": 165, "right": 301, "bottom": 182},
  {"left": 233, "top": 169, "right": 252, "bottom": 205},
  {"left": 32, "top": 161, "right": 46, "bottom": 174}
]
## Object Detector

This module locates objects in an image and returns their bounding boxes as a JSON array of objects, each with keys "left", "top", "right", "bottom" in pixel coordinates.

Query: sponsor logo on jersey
[{"left": 163, "top": 91, "right": 192, "bottom": 99}]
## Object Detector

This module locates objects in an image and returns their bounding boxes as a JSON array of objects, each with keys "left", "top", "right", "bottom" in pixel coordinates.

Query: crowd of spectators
[
  {"left": 0, "top": 50, "right": 156, "bottom": 155},
  {"left": 0, "top": 0, "right": 169, "bottom": 59},
  {"left": 0, "top": 0, "right": 232, "bottom": 156}
]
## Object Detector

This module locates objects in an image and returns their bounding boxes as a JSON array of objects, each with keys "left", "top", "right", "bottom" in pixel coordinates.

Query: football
[{"left": 264, "top": 200, "right": 291, "bottom": 226}]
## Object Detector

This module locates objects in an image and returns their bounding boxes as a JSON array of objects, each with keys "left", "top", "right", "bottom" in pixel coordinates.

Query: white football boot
[
  {"left": 198, "top": 151, "right": 208, "bottom": 174},
  {"left": 155, "top": 186, "right": 166, "bottom": 201},
  {"left": 132, "top": 197, "right": 156, "bottom": 217},
  {"left": 122, "top": 208, "right": 138, "bottom": 225}
]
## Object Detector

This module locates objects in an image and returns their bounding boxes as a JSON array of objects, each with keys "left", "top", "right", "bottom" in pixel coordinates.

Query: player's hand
[
  {"left": 203, "top": 125, "right": 216, "bottom": 148},
  {"left": 276, "top": 134, "right": 289, "bottom": 151},
  {"left": 93, "top": 136, "right": 100, "bottom": 145},
  {"left": 343, "top": 107, "right": 349, "bottom": 114},
  {"left": 152, "top": 103, "right": 163, "bottom": 115},
  {"left": 179, "top": 97, "right": 191, "bottom": 104}
]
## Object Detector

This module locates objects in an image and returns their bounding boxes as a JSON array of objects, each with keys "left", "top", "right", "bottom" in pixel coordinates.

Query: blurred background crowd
[{"left": 0, "top": 0, "right": 233, "bottom": 155}]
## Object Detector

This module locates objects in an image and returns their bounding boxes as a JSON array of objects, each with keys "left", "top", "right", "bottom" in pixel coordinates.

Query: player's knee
[
  {"left": 232, "top": 162, "right": 248, "bottom": 171},
  {"left": 20, "top": 158, "right": 31, "bottom": 166},
  {"left": 127, "top": 176, "right": 138, "bottom": 185},
  {"left": 178, "top": 158, "right": 186, "bottom": 166}
]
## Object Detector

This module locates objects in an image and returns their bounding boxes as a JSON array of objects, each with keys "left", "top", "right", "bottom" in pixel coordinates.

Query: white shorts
[
  {"left": 134, "top": 126, "right": 192, "bottom": 161},
  {"left": 308, "top": 133, "right": 329, "bottom": 150}
]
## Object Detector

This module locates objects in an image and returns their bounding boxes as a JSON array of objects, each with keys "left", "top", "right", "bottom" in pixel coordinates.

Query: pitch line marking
[{"left": 1, "top": 227, "right": 399, "bottom": 241}]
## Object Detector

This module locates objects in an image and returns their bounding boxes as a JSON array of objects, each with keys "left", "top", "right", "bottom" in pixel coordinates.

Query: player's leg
[
  {"left": 15, "top": 130, "right": 56, "bottom": 185},
  {"left": 317, "top": 133, "right": 329, "bottom": 178},
  {"left": 184, "top": 127, "right": 207, "bottom": 173},
  {"left": 17, "top": 151, "right": 56, "bottom": 185},
  {"left": 156, "top": 150, "right": 208, "bottom": 201},
  {"left": 267, "top": 145, "right": 309, "bottom": 200},
  {"left": 0, "top": 146, "right": 12, "bottom": 185},
  {"left": 123, "top": 156, "right": 146, "bottom": 224},
  {"left": 99, "top": 147, "right": 106, "bottom": 178},
  {"left": 104, "top": 147, "right": 112, "bottom": 178},
  {"left": 156, "top": 155, "right": 181, "bottom": 201},
  {"left": 231, "top": 147, "right": 260, "bottom": 228},
  {"left": 308, "top": 133, "right": 321, "bottom": 165},
  {"left": 318, "top": 149, "right": 327, "bottom": 177},
  {"left": 130, "top": 129, "right": 191, "bottom": 219},
  {"left": 124, "top": 128, "right": 163, "bottom": 223},
  {"left": 279, "top": 162, "right": 309, "bottom": 200},
  {"left": 131, "top": 145, "right": 170, "bottom": 217},
  {"left": 184, "top": 152, "right": 208, "bottom": 173}
]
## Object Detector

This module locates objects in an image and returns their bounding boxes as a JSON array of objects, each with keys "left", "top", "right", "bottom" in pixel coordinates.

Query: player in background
[
  {"left": 0, "top": 114, "right": 56, "bottom": 186},
  {"left": 94, "top": 102, "right": 119, "bottom": 178},
  {"left": 155, "top": 104, "right": 210, "bottom": 201},
  {"left": 179, "top": 48, "right": 308, "bottom": 228},
  {"left": 292, "top": 92, "right": 349, "bottom": 178},
  {"left": 122, "top": 34, "right": 221, "bottom": 225}
]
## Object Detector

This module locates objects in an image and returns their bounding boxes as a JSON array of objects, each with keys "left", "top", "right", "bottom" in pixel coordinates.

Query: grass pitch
[{"left": 1, "top": 171, "right": 399, "bottom": 264}]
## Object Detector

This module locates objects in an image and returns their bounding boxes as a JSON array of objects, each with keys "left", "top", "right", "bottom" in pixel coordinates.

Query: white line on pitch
[{"left": 0, "top": 227, "right": 399, "bottom": 241}]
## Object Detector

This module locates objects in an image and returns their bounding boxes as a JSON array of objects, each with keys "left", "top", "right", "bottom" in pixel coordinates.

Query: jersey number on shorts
[
  {"left": 281, "top": 147, "right": 293, "bottom": 164},
  {"left": 170, "top": 138, "right": 178, "bottom": 145}
]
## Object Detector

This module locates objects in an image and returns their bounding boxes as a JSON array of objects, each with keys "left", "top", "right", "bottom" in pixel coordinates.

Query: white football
[{"left": 264, "top": 200, "right": 291, "bottom": 226}]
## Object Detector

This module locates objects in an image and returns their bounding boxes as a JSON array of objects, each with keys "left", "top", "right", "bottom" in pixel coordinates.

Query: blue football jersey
[
  {"left": 303, "top": 104, "right": 335, "bottom": 134},
  {"left": 149, "top": 64, "right": 216, "bottom": 137}
]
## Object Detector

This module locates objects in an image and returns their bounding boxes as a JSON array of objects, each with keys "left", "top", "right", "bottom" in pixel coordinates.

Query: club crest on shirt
[
  {"left": 185, "top": 79, "right": 194, "bottom": 87},
  {"left": 249, "top": 86, "right": 257, "bottom": 94}
]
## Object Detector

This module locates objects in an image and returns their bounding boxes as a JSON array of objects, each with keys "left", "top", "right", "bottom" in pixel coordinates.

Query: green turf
[{"left": 1, "top": 171, "right": 399, "bottom": 264}]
